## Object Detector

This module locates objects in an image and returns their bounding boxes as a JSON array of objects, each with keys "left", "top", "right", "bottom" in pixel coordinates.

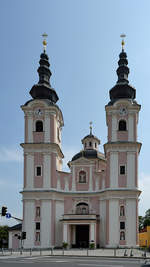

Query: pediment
[{"left": 71, "top": 157, "right": 93, "bottom": 165}]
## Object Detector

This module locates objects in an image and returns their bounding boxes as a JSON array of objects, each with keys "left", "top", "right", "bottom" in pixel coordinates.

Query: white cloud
[
  {"left": 139, "top": 173, "right": 150, "bottom": 216},
  {"left": 0, "top": 147, "right": 23, "bottom": 162}
]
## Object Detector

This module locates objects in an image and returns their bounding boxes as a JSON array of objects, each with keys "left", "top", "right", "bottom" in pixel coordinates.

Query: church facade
[{"left": 21, "top": 39, "right": 141, "bottom": 249}]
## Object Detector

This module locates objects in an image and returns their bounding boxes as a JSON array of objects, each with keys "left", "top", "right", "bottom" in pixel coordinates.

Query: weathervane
[
  {"left": 89, "top": 121, "right": 93, "bottom": 135},
  {"left": 42, "top": 33, "right": 48, "bottom": 53},
  {"left": 120, "top": 34, "right": 126, "bottom": 51}
]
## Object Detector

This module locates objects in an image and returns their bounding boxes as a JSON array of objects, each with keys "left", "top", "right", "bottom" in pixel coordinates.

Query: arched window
[
  {"left": 76, "top": 202, "right": 89, "bottom": 214},
  {"left": 118, "top": 120, "right": 126, "bottom": 131},
  {"left": 120, "top": 206, "right": 125, "bottom": 216},
  {"left": 89, "top": 141, "right": 92, "bottom": 147},
  {"left": 79, "top": 171, "right": 86, "bottom": 183},
  {"left": 36, "top": 121, "right": 43, "bottom": 132}
]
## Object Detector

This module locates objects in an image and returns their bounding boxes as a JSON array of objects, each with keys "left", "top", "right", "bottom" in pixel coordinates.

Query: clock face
[
  {"left": 35, "top": 109, "right": 43, "bottom": 116},
  {"left": 119, "top": 107, "right": 127, "bottom": 116}
]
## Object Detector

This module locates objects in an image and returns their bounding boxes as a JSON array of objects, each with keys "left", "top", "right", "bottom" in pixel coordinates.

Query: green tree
[
  {"left": 0, "top": 225, "right": 9, "bottom": 248},
  {"left": 139, "top": 215, "right": 144, "bottom": 231}
]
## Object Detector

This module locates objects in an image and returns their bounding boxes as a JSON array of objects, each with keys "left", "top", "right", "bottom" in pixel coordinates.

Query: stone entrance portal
[{"left": 76, "top": 225, "right": 89, "bottom": 248}]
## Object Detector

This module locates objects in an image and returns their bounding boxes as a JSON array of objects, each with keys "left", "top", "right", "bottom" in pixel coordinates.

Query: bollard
[
  {"left": 114, "top": 249, "right": 116, "bottom": 257},
  {"left": 62, "top": 247, "right": 64, "bottom": 256},
  {"left": 40, "top": 248, "right": 42, "bottom": 256},
  {"left": 124, "top": 249, "right": 127, "bottom": 256},
  {"left": 2, "top": 248, "right": 4, "bottom": 255},
  {"left": 11, "top": 248, "right": 13, "bottom": 255},
  {"left": 20, "top": 248, "right": 23, "bottom": 255},
  {"left": 51, "top": 248, "right": 53, "bottom": 256},
  {"left": 130, "top": 249, "right": 133, "bottom": 257},
  {"left": 30, "top": 248, "right": 32, "bottom": 256},
  {"left": 144, "top": 250, "right": 146, "bottom": 258}
]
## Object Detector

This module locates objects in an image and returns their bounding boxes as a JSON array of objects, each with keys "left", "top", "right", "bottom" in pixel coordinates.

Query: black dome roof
[{"left": 72, "top": 149, "right": 105, "bottom": 161}]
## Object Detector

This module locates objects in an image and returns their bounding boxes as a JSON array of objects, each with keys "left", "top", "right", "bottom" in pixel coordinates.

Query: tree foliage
[
  {"left": 0, "top": 225, "right": 9, "bottom": 248},
  {"left": 139, "top": 209, "right": 150, "bottom": 231}
]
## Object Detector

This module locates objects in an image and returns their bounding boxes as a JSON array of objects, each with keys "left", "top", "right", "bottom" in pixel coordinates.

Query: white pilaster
[
  {"left": 41, "top": 200, "right": 51, "bottom": 248},
  {"left": 26, "top": 154, "right": 34, "bottom": 188},
  {"left": 55, "top": 201, "right": 64, "bottom": 246},
  {"left": 112, "top": 115, "right": 117, "bottom": 142},
  {"left": 90, "top": 223, "right": 96, "bottom": 243},
  {"left": 23, "top": 200, "right": 34, "bottom": 248},
  {"left": 89, "top": 166, "right": 93, "bottom": 191},
  {"left": 109, "top": 199, "right": 119, "bottom": 247},
  {"left": 110, "top": 152, "right": 118, "bottom": 188},
  {"left": 126, "top": 199, "right": 136, "bottom": 246},
  {"left": 28, "top": 117, "right": 33, "bottom": 143},
  {"left": 63, "top": 224, "right": 68, "bottom": 242},
  {"left": 127, "top": 152, "right": 135, "bottom": 188},
  {"left": 128, "top": 114, "right": 134, "bottom": 141},
  {"left": 44, "top": 116, "right": 50, "bottom": 142},
  {"left": 43, "top": 154, "right": 51, "bottom": 188},
  {"left": 99, "top": 200, "right": 106, "bottom": 246}
]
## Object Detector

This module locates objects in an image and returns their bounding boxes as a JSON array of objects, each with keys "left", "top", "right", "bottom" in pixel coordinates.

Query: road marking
[{"left": 78, "top": 264, "right": 124, "bottom": 267}]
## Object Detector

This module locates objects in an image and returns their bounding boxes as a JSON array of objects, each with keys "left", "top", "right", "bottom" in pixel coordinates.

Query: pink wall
[
  {"left": 33, "top": 132, "right": 44, "bottom": 143},
  {"left": 12, "top": 233, "right": 20, "bottom": 249},
  {"left": 107, "top": 115, "right": 112, "bottom": 141},
  {"left": 118, "top": 152, "right": 127, "bottom": 187},
  {"left": 75, "top": 166, "right": 90, "bottom": 191},
  {"left": 57, "top": 171, "right": 71, "bottom": 190},
  {"left": 64, "top": 197, "right": 73, "bottom": 213},
  {"left": 117, "top": 131, "right": 128, "bottom": 141},
  {"left": 34, "top": 153, "right": 43, "bottom": 188},
  {"left": 91, "top": 197, "right": 99, "bottom": 214}
]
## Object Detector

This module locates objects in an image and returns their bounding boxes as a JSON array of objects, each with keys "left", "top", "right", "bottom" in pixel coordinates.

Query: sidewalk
[{"left": 0, "top": 248, "right": 150, "bottom": 259}]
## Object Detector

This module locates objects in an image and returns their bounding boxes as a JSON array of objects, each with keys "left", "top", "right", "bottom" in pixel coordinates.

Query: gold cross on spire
[
  {"left": 89, "top": 121, "right": 93, "bottom": 135},
  {"left": 120, "top": 34, "right": 126, "bottom": 51},
  {"left": 42, "top": 33, "right": 48, "bottom": 53}
]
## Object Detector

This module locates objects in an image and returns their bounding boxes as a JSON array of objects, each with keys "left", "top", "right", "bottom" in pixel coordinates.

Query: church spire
[
  {"left": 109, "top": 35, "right": 136, "bottom": 104},
  {"left": 116, "top": 34, "right": 129, "bottom": 84},
  {"left": 29, "top": 34, "right": 59, "bottom": 103}
]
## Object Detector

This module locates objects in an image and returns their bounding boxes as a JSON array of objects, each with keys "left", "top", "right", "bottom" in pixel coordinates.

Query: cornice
[{"left": 20, "top": 142, "right": 64, "bottom": 158}]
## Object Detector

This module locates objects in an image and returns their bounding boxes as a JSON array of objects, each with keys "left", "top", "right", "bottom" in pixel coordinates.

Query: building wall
[
  {"left": 23, "top": 200, "right": 35, "bottom": 248},
  {"left": 41, "top": 200, "right": 52, "bottom": 248},
  {"left": 139, "top": 226, "right": 150, "bottom": 247}
]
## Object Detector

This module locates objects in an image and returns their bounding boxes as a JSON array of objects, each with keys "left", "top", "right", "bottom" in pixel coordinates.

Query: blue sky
[{"left": 0, "top": 0, "right": 150, "bottom": 225}]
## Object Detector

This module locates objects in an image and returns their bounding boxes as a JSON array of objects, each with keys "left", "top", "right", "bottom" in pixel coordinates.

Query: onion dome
[
  {"left": 72, "top": 150, "right": 105, "bottom": 162},
  {"left": 109, "top": 36, "right": 136, "bottom": 105},
  {"left": 81, "top": 122, "right": 100, "bottom": 151},
  {"left": 71, "top": 123, "right": 105, "bottom": 162},
  {"left": 30, "top": 34, "right": 59, "bottom": 103}
]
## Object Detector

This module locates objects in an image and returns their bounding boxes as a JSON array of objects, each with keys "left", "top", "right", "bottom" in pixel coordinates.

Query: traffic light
[
  {"left": 22, "top": 232, "right": 26, "bottom": 240},
  {"left": 1, "top": 206, "right": 7, "bottom": 216}
]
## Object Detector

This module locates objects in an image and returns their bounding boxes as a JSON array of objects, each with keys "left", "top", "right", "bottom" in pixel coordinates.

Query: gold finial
[
  {"left": 120, "top": 34, "right": 126, "bottom": 51},
  {"left": 42, "top": 33, "right": 48, "bottom": 52},
  {"left": 89, "top": 121, "right": 93, "bottom": 135}
]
